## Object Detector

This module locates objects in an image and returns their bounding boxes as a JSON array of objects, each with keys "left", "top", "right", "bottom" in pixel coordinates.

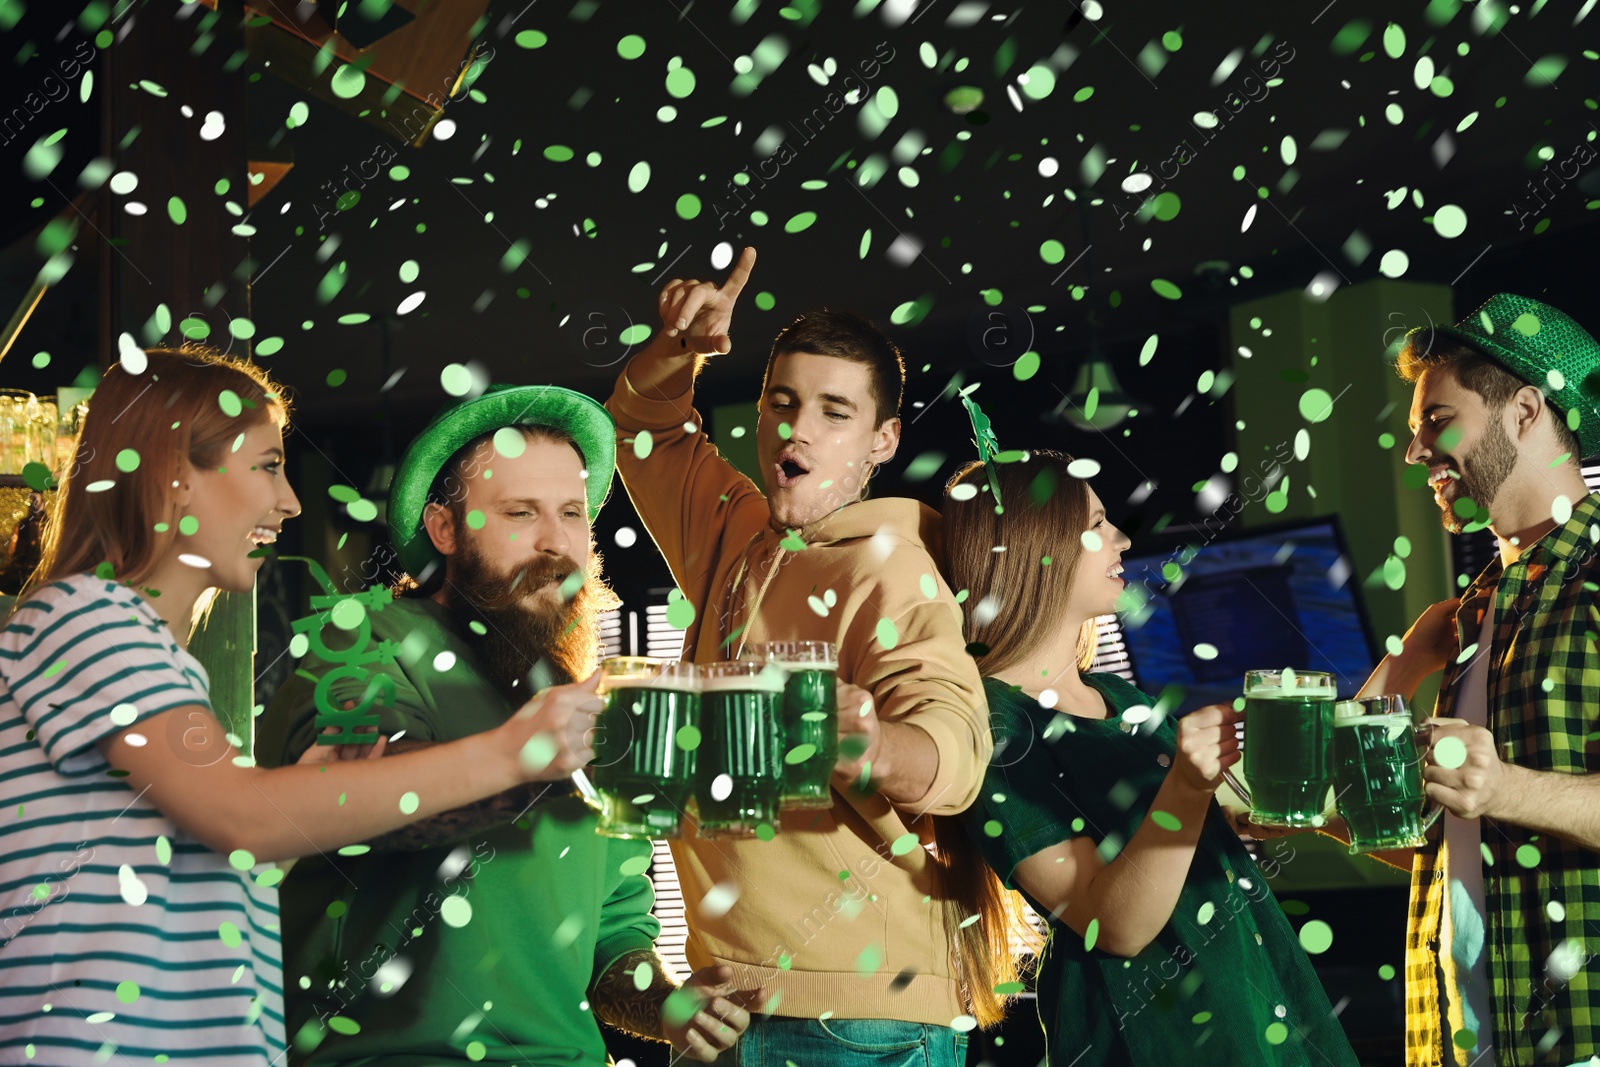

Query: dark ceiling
[{"left": 5, "top": 0, "right": 1600, "bottom": 438}]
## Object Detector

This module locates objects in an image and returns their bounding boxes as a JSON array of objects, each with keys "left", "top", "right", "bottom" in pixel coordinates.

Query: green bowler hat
[
  {"left": 388, "top": 384, "right": 616, "bottom": 577},
  {"left": 1420, "top": 292, "right": 1600, "bottom": 459}
]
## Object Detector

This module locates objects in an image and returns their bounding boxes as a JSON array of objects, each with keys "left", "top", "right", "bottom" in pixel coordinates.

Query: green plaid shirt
[{"left": 1406, "top": 492, "right": 1600, "bottom": 1066}]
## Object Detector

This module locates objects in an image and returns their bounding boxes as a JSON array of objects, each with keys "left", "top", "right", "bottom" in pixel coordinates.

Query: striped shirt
[{"left": 0, "top": 575, "right": 285, "bottom": 1065}]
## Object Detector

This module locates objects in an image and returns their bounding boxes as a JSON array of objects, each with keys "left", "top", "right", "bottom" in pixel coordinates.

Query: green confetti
[
  {"left": 1072, "top": 85, "right": 1094, "bottom": 102},
  {"left": 440, "top": 364, "right": 474, "bottom": 396},
  {"left": 676, "top": 193, "right": 702, "bottom": 219},
  {"left": 115, "top": 980, "right": 140, "bottom": 1003},
  {"left": 399, "top": 791, "right": 419, "bottom": 814},
  {"left": 663, "top": 986, "right": 702, "bottom": 1026},
  {"left": 665, "top": 66, "right": 696, "bottom": 98},
  {"left": 439, "top": 895, "right": 473, "bottom": 928},
  {"left": 1040, "top": 239, "right": 1066, "bottom": 264},
  {"left": 617, "top": 34, "right": 646, "bottom": 59},
  {"left": 1298, "top": 919, "right": 1334, "bottom": 953},
  {"left": 856, "top": 942, "right": 884, "bottom": 974},
  {"left": 676, "top": 724, "right": 703, "bottom": 751},
  {"left": 1452, "top": 1028, "right": 1477, "bottom": 1050},
  {"left": 167, "top": 197, "right": 186, "bottom": 225},
  {"left": 544, "top": 145, "right": 575, "bottom": 162},
  {"left": 754, "top": 291, "right": 776, "bottom": 310},
  {"left": 1150, "top": 192, "right": 1181, "bottom": 221},
  {"left": 619, "top": 854, "right": 651, "bottom": 877},
  {"left": 784, "top": 743, "right": 817, "bottom": 765},
  {"left": 115, "top": 449, "right": 140, "bottom": 472},
  {"left": 1149, "top": 810, "right": 1182, "bottom": 831},
  {"left": 994, "top": 981, "right": 1025, "bottom": 994},
  {"left": 218, "top": 390, "right": 243, "bottom": 417},
  {"left": 179, "top": 516, "right": 200, "bottom": 536},
  {"left": 156, "top": 836, "right": 171, "bottom": 865},
  {"left": 665, "top": 589, "right": 696, "bottom": 629},
  {"left": 1150, "top": 278, "right": 1183, "bottom": 300},
  {"left": 875, "top": 617, "right": 900, "bottom": 651},
  {"left": 228, "top": 849, "right": 256, "bottom": 871},
  {"left": 327, "top": 1016, "right": 361, "bottom": 1035},
  {"left": 633, "top": 430, "right": 654, "bottom": 459},
  {"left": 1013, "top": 350, "right": 1041, "bottom": 381},
  {"left": 1083, "top": 917, "right": 1099, "bottom": 951},
  {"left": 1433, "top": 735, "right": 1467, "bottom": 769},
  {"left": 1515, "top": 844, "right": 1541, "bottom": 868},
  {"left": 515, "top": 29, "right": 547, "bottom": 49},
  {"left": 1265, "top": 1022, "right": 1289, "bottom": 1045},
  {"left": 218, "top": 921, "right": 242, "bottom": 948},
  {"left": 1299, "top": 388, "right": 1334, "bottom": 423},
  {"left": 1379, "top": 964, "right": 1396, "bottom": 980},
  {"left": 330, "top": 65, "right": 365, "bottom": 99},
  {"left": 329, "top": 599, "right": 366, "bottom": 632},
  {"left": 784, "top": 211, "right": 818, "bottom": 233},
  {"left": 1197, "top": 901, "right": 1216, "bottom": 923},
  {"left": 1330, "top": 20, "right": 1372, "bottom": 56},
  {"left": 983, "top": 819, "right": 1003, "bottom": 837},
  {"left": 890, "top": 832, "right": 920, "bottom": 856}
]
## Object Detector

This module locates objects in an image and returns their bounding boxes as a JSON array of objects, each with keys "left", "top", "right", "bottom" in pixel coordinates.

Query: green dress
[{"left": 961, "top": 674, "right": 1359, "bottom": 1066}]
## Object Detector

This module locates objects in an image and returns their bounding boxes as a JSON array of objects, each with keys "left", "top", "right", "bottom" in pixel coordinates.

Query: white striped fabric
[{"left": 0, "top": 575, "right": 285, "bottom": 1065}]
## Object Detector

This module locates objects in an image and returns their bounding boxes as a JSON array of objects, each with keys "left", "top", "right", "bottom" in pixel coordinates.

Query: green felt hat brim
[{"left": 388, "top": 385, "right": 616, "bottom": 577}]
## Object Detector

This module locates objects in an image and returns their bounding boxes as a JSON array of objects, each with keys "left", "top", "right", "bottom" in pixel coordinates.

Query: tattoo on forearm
[
  {"left": 361, "top": 740, "right": 550, "bottom": 852},
  {"left": 590, "top": 947, "right": 674, "bottom": 1042}
]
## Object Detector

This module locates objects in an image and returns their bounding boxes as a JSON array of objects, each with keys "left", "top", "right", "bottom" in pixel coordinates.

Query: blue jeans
[{"left": 710, "top": 1015, "right": 969, "bottom": 1066}]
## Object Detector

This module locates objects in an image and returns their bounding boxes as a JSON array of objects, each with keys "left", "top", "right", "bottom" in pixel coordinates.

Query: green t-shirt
[
  {"left": 259, "top": 595, "right": 659, "bottom": 1066},
  {"left": 961, "top": 674, "right": 1359, "bottom": 1067}
]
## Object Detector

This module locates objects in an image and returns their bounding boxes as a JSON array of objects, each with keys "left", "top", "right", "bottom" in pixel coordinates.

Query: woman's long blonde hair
[
  {"left": 929, "top": 450, "right": 1101, "bottom": 1027},
  {"left": 18, "top": 347, "right": 290, "bottom": 620}
]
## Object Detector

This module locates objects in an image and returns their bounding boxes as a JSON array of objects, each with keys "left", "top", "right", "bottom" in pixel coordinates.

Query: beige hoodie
[{"left": 606, "top": 370, "right": 992, "bottom": 1024}]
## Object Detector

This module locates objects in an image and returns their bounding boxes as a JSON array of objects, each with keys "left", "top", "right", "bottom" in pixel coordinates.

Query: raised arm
[{"left": 622, "top": 247, "right": 756, "bottom": 402}]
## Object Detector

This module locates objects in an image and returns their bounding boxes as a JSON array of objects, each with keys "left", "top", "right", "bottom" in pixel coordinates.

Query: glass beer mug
[
  {"left": 1223, "top": 668, "right": 1339, "bottom": 828},
  {"left": 1330, "top": 694, "right": 1443, "bottom": 853}
]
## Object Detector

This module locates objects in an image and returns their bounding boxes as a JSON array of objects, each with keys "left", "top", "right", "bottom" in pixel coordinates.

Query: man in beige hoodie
[{"left": 606, "top": 247, "right": 992, "bottom": 1064}]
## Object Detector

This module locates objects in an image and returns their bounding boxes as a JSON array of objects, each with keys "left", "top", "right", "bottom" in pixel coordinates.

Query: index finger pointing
[{"left": 721, "top": 246, "right": 757, "bottom": 297}]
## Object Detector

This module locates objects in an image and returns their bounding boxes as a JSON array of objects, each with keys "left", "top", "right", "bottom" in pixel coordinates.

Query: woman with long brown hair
[
  {"left": 0, "top": 348, "right": 607, "bottom": 1065},
  {"left": 940, "top": 449, "right": 1359, "bottom": 1066}
]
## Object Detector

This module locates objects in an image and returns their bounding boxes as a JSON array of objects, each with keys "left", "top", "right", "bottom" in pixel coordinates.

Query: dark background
[{"left": 4, "top": 1, "right": 1597, "bottom": 1063}]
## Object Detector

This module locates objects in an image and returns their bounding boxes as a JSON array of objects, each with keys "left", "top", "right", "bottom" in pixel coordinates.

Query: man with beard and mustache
[
  {"left": 1338, "top": 295, "right": 1600, "bottom": 1066},
  {"left": 261, "top": 385, "right": 758, "bottom": 1066}
]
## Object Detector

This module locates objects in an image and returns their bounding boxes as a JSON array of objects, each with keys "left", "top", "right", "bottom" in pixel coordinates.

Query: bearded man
[
  {"left": 262, "top": 385, "right": 757, "bottom": 1065},
  {"left": 1358, "top": 295, "right": 1600, "bottom": 1066}
]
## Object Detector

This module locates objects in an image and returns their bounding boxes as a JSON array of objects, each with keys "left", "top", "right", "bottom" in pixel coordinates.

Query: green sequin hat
[
  {"left": 1414, "top": 292, "right": 1600, "bottom": 458},
  {"left": 388, "top": 384, "right": 615, "bottom": 577}
]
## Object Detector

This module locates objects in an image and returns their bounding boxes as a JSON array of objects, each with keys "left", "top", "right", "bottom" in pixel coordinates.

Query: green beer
[
  {"left": 1236, "top": 669, "right": 1337, "bottom": 828},
  {"left": 752, "top": 642, "right": 839, "bottom": 810},
  {"left": 697, "top": 662, "right": 786, "bottom": 838},
  {"left": 591, "top": 658, "right": 699, "bottom": 840},
  {"left": 1332, "top": 696, "right": 1440, "bottom": 853}
]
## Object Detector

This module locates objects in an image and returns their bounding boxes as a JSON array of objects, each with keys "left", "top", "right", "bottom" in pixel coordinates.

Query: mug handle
[
  {"left": 1222, "top": 715, "right": 1251, "bottom": 804},
  {"left": 1415, "top": 724, "right": 1444, "bottom": 833}
]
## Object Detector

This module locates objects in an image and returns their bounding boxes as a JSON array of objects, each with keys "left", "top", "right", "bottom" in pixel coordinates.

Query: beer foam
[
  {"left": 607, "top": 673, "right": 697, "bottom": 692},
  {"left": 774, "top": 660, "right": 838, "bottom": 672},
  {"left": 1254, "top": 668, "right": 1336, "bottom": 700},
  {"left": 700, "top": 674, "right": 785, "bottom": 694}
]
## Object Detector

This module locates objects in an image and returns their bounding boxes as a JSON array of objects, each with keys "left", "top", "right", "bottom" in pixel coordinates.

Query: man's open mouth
[{"left": 774, "top": 452, "right": 810, "bottom": 489}]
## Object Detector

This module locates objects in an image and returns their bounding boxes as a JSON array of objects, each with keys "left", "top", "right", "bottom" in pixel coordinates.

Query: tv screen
[{"left": 1118, "top": 516, "right": 1377, "bottom": 715}]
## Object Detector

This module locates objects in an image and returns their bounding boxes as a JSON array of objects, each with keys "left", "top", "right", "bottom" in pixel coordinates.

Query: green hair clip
[{"left": 959, "top": 384, "right": 1006, "bottom": 514}]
